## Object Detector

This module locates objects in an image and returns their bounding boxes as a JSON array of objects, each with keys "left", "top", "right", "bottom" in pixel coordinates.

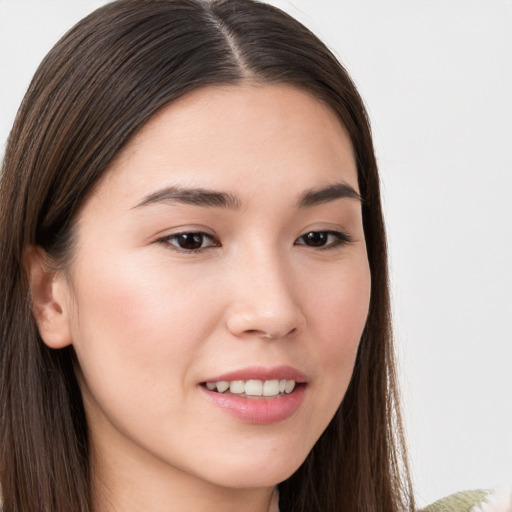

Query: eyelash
[
  {"left": 158, "top": 231, "right": 220, "bottom": 253},
  {"left": 295, "top": 230, "right": 352, "bottom": 249},
  {"left": 157, "top": 230, "right": 352, "bottom": 253}
]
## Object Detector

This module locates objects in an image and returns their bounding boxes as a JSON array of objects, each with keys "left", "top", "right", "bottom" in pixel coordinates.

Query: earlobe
[{"left": 24, "top": 246, "right": 73, "bottom": 349}]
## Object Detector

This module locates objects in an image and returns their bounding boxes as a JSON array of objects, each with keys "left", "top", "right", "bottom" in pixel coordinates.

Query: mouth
[
  {"left": 199, "top": 367, "right": 308, "bottom": 424},
  {"left": 201, "top": 379, "right": 301, "bottom": 398}
]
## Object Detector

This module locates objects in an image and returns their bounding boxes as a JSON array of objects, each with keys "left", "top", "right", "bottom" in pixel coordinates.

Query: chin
[{"left": 198, "top": 449, "right": 308, "bottom": 489}]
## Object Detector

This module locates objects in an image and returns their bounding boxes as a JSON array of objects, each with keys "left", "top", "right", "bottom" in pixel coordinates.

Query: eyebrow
[
  {"left": 133, "top": 181, "right": 361, "bottom": 210},
  {"left": 133, "top": 186, "right": 242, "bottom": 209},
  {"left": 296, "top": 182, "right": 362, "bottom": 207}
]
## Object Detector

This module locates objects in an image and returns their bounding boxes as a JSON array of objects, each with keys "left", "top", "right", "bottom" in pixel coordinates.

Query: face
[{"left": 57, "top": 84, "right": 371, "bottom": 493}]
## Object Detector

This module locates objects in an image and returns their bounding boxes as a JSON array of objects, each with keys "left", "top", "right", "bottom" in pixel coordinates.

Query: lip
[
  {"left": 199, "top": 365, "right": 308, "bottom": 425},
  {"left": 203, "top": 365, "right": 308, "bottom": 384},
  {"left": 200, "top": 384, "right": 306, "bottom": 425}
]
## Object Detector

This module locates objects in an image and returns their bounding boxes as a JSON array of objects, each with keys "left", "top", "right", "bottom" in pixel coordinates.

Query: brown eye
[
  {"left": 295, "top": 230, "right": 351, "bottom": 249},
  {"left": 302, "top": 232, "right": 329, "bottom": 247},
  {"left": 163, "top": 232, "right": 219, "bottom": 251}
]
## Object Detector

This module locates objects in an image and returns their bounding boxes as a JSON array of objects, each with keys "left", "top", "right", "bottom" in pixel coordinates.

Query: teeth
[
  {"left": 229, "top": 380, "right": 245, "bottom": 394},
  {"left": 244, "top": 379, "right": 263, "bottom": 396},
  {"left": 284, "top": 380, "right": 296, "bottom": 393},
  {"left": 216, "top": 381, "right": 229, "bottom": 393},
  {"left": 205, "top": 379, "right": 297, "bottom": 396},
  {"left": 263, "top": 379, "right": 280, "bottom": 396}
]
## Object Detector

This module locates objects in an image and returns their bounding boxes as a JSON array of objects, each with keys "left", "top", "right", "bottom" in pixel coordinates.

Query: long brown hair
[{"left": 0, "top": 1, "right": 414, "bottom": 511}]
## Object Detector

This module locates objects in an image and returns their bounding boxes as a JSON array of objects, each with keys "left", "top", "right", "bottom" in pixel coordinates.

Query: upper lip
[{"left": 203, "top": 365, "right": 308, "bottom": 384}]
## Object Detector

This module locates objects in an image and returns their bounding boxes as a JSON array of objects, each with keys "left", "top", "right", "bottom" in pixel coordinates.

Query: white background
[{"left": 0, "top": 0, "right": 510, "bottom": 507}]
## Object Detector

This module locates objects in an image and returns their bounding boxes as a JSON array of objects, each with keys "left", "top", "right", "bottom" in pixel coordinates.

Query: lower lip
[{"left": 200, "top": 385, "right": 306, "bottom": 425}]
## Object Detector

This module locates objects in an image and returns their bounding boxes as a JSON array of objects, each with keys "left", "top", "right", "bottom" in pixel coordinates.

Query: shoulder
[{"left": 419, "top": 490, "right": 500, "bottom": 512}]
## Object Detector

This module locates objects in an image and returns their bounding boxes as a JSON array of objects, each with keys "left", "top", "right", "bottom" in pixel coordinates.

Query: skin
[{"left": 28, "top": 84, "right": 371, "bottom": 512}]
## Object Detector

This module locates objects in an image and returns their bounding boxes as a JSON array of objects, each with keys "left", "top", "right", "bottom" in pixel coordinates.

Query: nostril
[{"left": 243, "top": 327, "right": 299, "bottom": 339}]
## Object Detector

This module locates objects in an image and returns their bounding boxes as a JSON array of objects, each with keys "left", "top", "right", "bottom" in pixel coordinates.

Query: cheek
[
  {"left": 68, "top": 254, "right": 223, "bottom": 408},
  {"left": 304, "top": 257, "right": 371, "bottom": 407},
  {"left": 310, "top": 258, "right": 371, "bottom": 355},
  {"left": 72, "top": 255, "right": 219, "bottom": 350}
]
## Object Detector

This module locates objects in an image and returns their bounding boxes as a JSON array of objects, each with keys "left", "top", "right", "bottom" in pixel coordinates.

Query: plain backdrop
[{"left": 1, "top": 0, "right": 511, "bottom": 507}]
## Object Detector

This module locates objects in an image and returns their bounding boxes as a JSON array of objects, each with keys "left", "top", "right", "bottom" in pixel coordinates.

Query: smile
[
  {"left": 203, "top": 379, "right": 296, "bottom": 397},
  {"left": 200, "top": 368, "right": 307, "bottom": 424}
]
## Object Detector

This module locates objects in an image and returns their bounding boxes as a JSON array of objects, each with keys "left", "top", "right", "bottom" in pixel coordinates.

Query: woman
[{"left": 0, "top": 1, "right": 413, "bottom": 511}]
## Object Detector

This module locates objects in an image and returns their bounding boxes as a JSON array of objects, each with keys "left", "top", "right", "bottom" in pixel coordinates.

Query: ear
[{"left": 24, "top": 246, "right": 73, "bottom": 349}]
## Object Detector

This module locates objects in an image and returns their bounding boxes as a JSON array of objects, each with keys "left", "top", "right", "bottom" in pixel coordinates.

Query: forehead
[{"left": 94, "top": 83, "right": 358, "bottom": 206}]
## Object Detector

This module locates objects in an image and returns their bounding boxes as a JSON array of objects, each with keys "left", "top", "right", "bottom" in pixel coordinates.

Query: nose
[{"left": 225, "top": 251, "right": 306, "bottom": 340}]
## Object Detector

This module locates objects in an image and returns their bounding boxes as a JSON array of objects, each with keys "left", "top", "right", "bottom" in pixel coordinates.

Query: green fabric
[{"left": 420, "top": 490, "right": 491, "bottom": 512}]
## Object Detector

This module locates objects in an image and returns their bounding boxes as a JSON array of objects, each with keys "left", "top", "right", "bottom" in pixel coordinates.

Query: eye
[
  {"left": 295, "top": 230, "right": 352, "bottom": 249},
  {"left": 159, "top": 231, "right": 220, "bottom": 252}
]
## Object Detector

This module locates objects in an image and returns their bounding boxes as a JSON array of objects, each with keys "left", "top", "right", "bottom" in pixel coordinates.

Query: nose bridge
[{"left": 226, "top": 242, "right": 305, "bottom": 339}]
